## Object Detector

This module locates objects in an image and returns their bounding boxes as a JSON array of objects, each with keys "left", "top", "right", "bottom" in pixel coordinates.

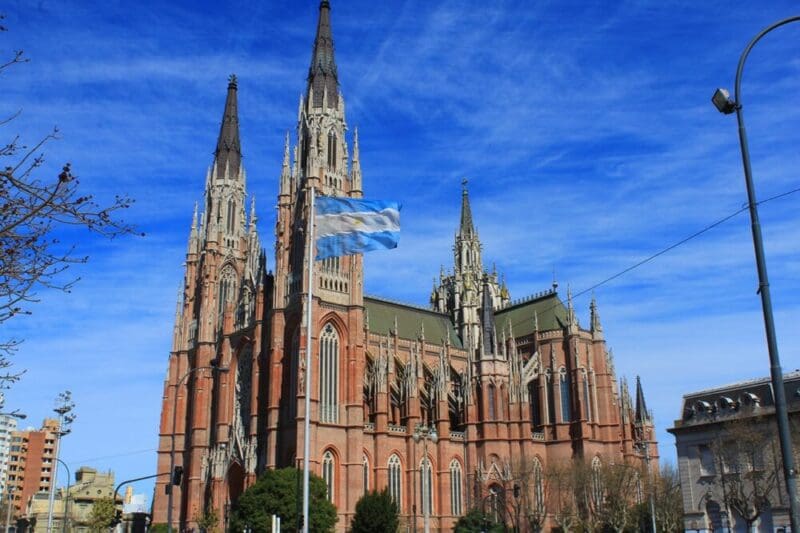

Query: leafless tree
[
  {"left": 710, "top": 419, "right": 783, "bottom": 532},
  {"left": 651, "top": 464, "right": 684, "bottom": 533},
  {"left": 1, "top": 16, "right": 135, "bottom": 385},
  {"left": 548, "top": 460, "right": 579, "bottom": 532}
]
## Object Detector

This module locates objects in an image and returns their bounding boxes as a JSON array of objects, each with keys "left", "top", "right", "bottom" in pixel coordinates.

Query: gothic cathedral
[{"left": 153, "top": 2, "right": 657, "bottom": 531}]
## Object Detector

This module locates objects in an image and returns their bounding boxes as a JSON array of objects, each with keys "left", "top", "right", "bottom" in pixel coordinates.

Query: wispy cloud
[{"left": 2, "top": 0, "right": 799, "bottom": 499}]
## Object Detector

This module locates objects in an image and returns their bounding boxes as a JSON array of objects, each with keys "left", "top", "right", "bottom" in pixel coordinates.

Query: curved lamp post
[
  {"left": 47, "top": 392, "right": 75, "bottom": 533},
  {"left": 166, "top": 359, "right": 228, "bottom": 533},
  {"left": 412, "top": 424, "right": 438, "bottom": 533},
  {"left": 56, "top": 460, "right": 70, "bottom": 533},
  {"left": 711, "top": 15, "right": 800, "bottom": 532}
]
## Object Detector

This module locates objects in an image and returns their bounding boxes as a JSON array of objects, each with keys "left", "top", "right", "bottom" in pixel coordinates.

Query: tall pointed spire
[
  {"left": 308, "top": 1, "right": 338, "bottom": 108},
  {"left": 214, "top": 74, "right": 242, "bottom": 179},
  {"left": 634, "top": 375, "right": 650, "bottom": 425},
  {"left": 459, "top": 178, "right": 475, "bottom": 236}
]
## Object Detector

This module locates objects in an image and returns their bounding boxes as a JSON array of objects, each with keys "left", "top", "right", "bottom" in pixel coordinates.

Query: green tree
[
  {"left": 196, "top": 507, "right": 219, "bottom": 533},
  {"left": 88, "top": 497, "right": 116, "bottom": 532},
  {"left": 229, "top": 467, "right": 337, "bottom": 533},
  {"left": 350, "top": 489, "right": 399, "bottom": 533},
  {"left": 453, "top": 507, "right": 504, "bottom": 533}
]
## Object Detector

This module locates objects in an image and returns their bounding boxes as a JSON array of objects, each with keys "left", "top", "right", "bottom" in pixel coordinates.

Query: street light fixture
[
  {"left": 712, "top": 14, "right": 800, "bottom": 533},
  {"left": 166, "top": 358, "right": 228, "bottom": 533},
  {"left": 412, "top": 424, "right": 438, "bottom": 533}
]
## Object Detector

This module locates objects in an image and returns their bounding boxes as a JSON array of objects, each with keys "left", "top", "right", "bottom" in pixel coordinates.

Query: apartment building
[{"left": 5, "top": 419, "right": 60, "bottom": 519}]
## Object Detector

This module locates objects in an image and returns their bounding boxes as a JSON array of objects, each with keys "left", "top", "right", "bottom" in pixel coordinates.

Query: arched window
[
  {"left": 388, "top": 454, "right": 402, "bottom": 506},
  {"left": 532, "top": 458, "right": 545, "bottom": 514},
  {"left": 487, "top": 383, "right": 496, "bottom": 419},
  {"left": 582, "top": 370, "right": 592, "bottom": 422},
  {"left": 591, "top": 457, "right": 603, "bottom": 505},
  {"left": 322, "top": 450, "right": 335, "bottom": 502},
  {"left": 545, "top": 370, "right": 555, "bottom": 424},
  {"left": 559, "top": 368, "right": 571, "bottom": 423},
  {"left": 319, "top": 323, "right": 339, "bottom": 423},
  {"left": 529, "top": 380, "right": 542, "bottom": 429},
  {"left": 226, "top": 198, "right": 235, "bottom": 233},
  {"left": 420, "top": 457, "right": 434, "bottom": 515},
  {"left": 449, "top": 460, "right": 463, "bottom": 516},
  {"left": 362, "top": 453, "right": 369, "bottom": 494},
  {"left": 327, "top": 131, "right": 337, "bottom": 170},
  {"left": 218, "top": 266, "right": 236, "bottom": 316}
]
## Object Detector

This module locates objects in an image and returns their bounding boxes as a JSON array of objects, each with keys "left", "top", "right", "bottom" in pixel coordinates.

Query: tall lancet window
[
  {"left": 420, "top": 457, "right": 434, "bottom": 515},
  {"left": 546, "top": 370, "right": 555, "bottom": 424},
  {"left": 388, "top": 454, "right": 402, "bottom": 506},
  {"left": 226, "top": 198, "right": 236, "bottom": 233},
  {"left": 362, "top": 453, "right": 370, "bottom": 494},
  {"left": 449, "top": 459, "right": 463, "bottom": 516},
  {"left": 218, "top": 265, "right": 236, "bottom": 317},
  {"left": 559, "top": 367, "right": 571, "bottom": 423},
  {"left": 582, "top": 370, "right": 592, "bottom": 422},
  {"left": 319, "top": 323, "right": 339, "bottom": 423},
  {"left": 322, "top": 450, "right": 335, "bottom": 502},
  {"left": 327, "top": 131, "right": 337, "bottom": 171},
  {"left": 487, "top": 383, "right": 496, "bottom": 419}
]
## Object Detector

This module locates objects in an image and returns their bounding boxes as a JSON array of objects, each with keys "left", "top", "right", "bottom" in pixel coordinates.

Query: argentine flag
[{"left": 315, "top": 196, "right": 401, "bottom": 260}]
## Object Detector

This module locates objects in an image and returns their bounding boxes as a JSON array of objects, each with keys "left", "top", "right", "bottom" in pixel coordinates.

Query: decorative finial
[
  {"left": 228, "top": 73, "right": 238, "bottom": 88},
  {"left": 462, "top": 178, "right": 469, "bottom": 191}
]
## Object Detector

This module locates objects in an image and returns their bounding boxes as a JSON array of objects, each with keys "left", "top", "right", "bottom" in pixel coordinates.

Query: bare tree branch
[{"left": 1, "top": 19, "right": 138, "bottom": 389}]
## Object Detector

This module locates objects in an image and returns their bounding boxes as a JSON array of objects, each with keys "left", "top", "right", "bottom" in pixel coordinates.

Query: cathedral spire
[
  {"left": 351, "top": 127, "right": 362, "bottom": 194},
  {"left": 308, "top": 1, "right": 338, "bottom": 108},
  {"left": 214, "top": 75, "right": 242, "bottom": 179},
  {"left": 459, "top": 178, "right": 475, "bottom": 236},
  {"left": 280, "top": 132, "right": 291, "bottom": 196},
  {"left": 634, "top": 375, "right": 650, "bottom": 425}
]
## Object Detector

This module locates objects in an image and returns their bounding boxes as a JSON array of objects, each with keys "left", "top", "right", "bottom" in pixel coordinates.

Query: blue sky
[{"left": 2, "top": 0, "right": 799, "bottom": 502}]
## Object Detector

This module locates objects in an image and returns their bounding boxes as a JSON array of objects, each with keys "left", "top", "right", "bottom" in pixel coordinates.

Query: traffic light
[
  {"left": 111, "top": 509, "right": 123, "bottom": 527},
  {"left": 172, "top": 465, "right": 184, "bottom": 486}
]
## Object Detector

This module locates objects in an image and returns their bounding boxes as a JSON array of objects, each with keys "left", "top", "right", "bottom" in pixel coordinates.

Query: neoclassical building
[{"left": 152, "top": 2, "right": 657, "bottom": 531}]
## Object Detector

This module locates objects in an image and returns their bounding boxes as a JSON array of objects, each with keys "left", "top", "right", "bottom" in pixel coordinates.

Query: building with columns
[{"left": 152, "top": 2, "right": 658, "bottom": 531}]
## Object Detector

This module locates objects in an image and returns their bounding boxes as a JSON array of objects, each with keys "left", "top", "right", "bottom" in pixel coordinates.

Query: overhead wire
[{"left": 501, "top": 184, "right": 800, "bottom": 334}]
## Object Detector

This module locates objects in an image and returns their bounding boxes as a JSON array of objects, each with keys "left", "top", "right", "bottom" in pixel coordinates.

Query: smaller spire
[
  {"left": 459, "top": 178, "right": 475, "bottom": 235},
  {"left": 280, "top": 132, "right": 291, "bottom": 196},
  {"left": 590, "top": 293, "right": 603, "bottom": 339},
  {"left": 552, "top": 267, "right": 558, "bottom": 291},
  {"left": 188, "top": 203, "right": 199, "bottom": 254},
  {"left": 249, "top": 196, "right": 257, "bottom": 227},
  {"left": 351, "top": 127, "right": 362, "bottom": 193},
  {"left": 635, "top": 376, "right": 650, "bottom": 425}
]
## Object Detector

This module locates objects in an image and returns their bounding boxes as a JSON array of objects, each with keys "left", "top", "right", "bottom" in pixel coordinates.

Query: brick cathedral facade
[{"left": 152, "top": 2, "right": 658, "bottom": 531}]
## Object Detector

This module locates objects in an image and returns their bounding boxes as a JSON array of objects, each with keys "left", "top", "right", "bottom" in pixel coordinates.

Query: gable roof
[
  {"left": 365, "top": 296, "right": 463, "bottom": 349},
  {"left": 494, "top": 290, "right": 568, "bottom": 337}
]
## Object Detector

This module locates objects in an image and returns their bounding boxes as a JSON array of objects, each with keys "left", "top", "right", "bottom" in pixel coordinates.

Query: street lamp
[
  {"left": 56, "top": 460, "right": 70, "bottom": 533},
  {"left": 412, "top": 424, "right": 438, "bottom": 533},
  {"left": 47, "top": 391, "right": 75, "bottom": 533},
  {"left": 166, "top": 359, "right": 228, "bottom": 533},
  {"left": 711, "top": 15, "right": 800, "bottom": 533},
  {"left": 634, "top": 441, "right": 658, "bottom": 533}
]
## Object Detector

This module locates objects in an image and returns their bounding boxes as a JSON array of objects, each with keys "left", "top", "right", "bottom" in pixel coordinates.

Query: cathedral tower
[{"left": 153, "top": 76, "right": 266, "bottom": 529}]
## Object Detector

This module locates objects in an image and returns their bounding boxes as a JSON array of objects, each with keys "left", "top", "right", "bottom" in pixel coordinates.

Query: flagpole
[{"left": 302, "top": 185, "right": 315, "bottom": 533}]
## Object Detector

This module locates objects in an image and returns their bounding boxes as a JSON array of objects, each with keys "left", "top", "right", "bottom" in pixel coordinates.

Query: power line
[
  {"left": 66, "top": 448, "right": 156, "bottom": 466},
  {"left": 504, "top": 184, "right": 800, "bottom": 332}
]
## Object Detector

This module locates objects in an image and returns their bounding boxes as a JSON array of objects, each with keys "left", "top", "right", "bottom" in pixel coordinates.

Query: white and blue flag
[{"left": 315, "top": 196, "right": 401, "bottom": 260}]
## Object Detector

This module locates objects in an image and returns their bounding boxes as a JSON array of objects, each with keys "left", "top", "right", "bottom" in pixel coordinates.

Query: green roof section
[
  {"left": 494, "top": 290, "right": 568, "bottom": 337},
  {"left": 365, "top": 296, "right": 464, "bottom": 349}
]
